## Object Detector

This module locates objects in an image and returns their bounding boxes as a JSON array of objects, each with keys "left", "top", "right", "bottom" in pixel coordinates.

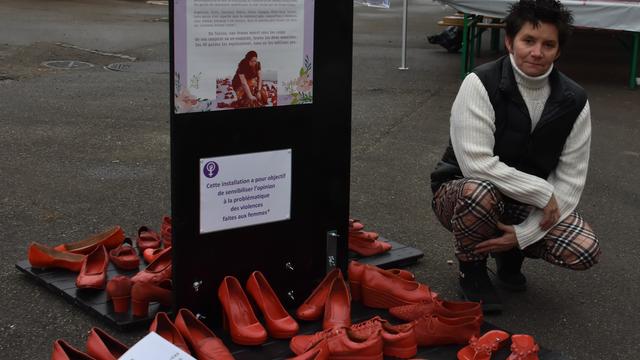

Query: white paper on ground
[{"left": 118, "top": 332, "right": 196, "bottom": 360}]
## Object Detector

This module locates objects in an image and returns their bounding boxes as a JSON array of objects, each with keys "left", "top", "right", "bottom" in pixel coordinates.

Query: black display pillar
[{"left": 169, "top": 1, "right": 353, "bottom": 326}]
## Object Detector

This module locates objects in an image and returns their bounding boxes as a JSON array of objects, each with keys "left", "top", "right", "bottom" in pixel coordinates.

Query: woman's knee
[
  {"left": 459, "top": 179, "right": 502, "bottom": 209},
  {"left": 563, "top": 234, "right": 601, "bottom": 271}
]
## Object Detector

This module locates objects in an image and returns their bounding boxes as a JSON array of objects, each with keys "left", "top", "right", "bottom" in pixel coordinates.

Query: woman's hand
[
  {"left": 474, "top": 222, "right": 518, "bottom": 254},
  {"left": 539, "top": 194, "right": 560, "bottom": 231}
]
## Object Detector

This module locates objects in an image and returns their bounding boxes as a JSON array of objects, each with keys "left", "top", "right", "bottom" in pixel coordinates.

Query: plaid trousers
[{"left": 432, "top": 178, "right": 601, "bottom": 270}]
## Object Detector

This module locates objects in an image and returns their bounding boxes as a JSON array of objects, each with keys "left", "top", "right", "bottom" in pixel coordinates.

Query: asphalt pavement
[{"left": 1, "top": 0, "right": 639, "bottom": 359}]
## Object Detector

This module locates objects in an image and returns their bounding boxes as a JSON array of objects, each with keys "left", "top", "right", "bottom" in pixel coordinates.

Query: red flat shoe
[
  {"left": 106, "top": 275, "right": 132, "bottom": 313},
  {"left": 323, "top": 276, "right": 351, "bottom": 330},
  {"left": 246, "top": 271, "right": 299, "bottom": 338},
  {"left": 51, "top": 339, "right": 96, "bottom": 360},
  {"left": 218, "top": 276, "right": 267, "bottom": 345},
  {"left": 76, "top": 245, "right": 109, "bottom": 289},
  {"left": 28, "top": 242, "right": 85, "bottom": 272},
  {"left": 389, "top": 299, "right": 482, "bottom": 321},
  {"left": 136, "top": 226, "right": 161, "bottom": 253},
  {"left": 350, "top": 262, "right": 432, "bottom": 308},
  {"left": 457, "top": 330, "right": 510, "bottom": 360},
  {"left": 287, "top": 342, "right": 329, "bottom": 360},
  {"left": 348, "top": 261, "right": 420, "bottom": 302},
  {"left": 296, "top": 268, "right": 341, "bottom": 321},
  {"left": 349, "top": 230, "right": 379, "bottom": 241},
  {"left": 149, "top": 312, "right": 190, "bottom": 355},
  {"left": 174, "top": 308, "right": 234, "bottom": 360},
  {"left": 86, "top": 327, "right": 129, "bottom": 360},
  {"left": 131, "top": 247, "right": 171, "bottom": 284},
  {"left": 292, "top": 316, "right": 414, "bottom": 359},
  {"left": 387, "top": 269, "right": 415, "bottom": 281},
  {"left": 143, "top": 246, "right": 170, "bottom": 264},
  {"left": 348, "top": 218, "right": 365, "bottom": 232},
  {"left": 108, "top": 238, "right": 140, "bottom": 270},
  {"left": 131, "top": 279, "right": 172, "bottom": 317},
  {"left": 291, "top": 327, "right": 383, "bottom": 360},
  {"left": 507, "top": 334, "right": 540, "bottom": 360},
  {"left": 414, "top": 315, "right": 482, "bottom": 347},
  {"left": 348, "top": 234, "right": 391, "bottom": 257},
  {"left": 53, "top": 226, "right": 125, "bottom": 255}
]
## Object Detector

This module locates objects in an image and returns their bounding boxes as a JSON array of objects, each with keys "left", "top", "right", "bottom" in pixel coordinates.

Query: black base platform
[
  {"left": 348, "top": 237, "right": 424, "bottom": 269},
  {"left": 15, "top": 260, "right": 166, "bottom": 330},
  {"left": 16, "top": 238, "right": 423, "bottom": 330},
  {"left": 16, "top": 259, "right": 566, "bottom": 359}
]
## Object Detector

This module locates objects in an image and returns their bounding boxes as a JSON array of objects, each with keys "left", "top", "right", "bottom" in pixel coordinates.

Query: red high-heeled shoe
[
  {"left": 149, "top": 312, "right": 190, "bottom": 355},
  {"left": 28, "top": 242, "right": 85, "bottom": 272},
  {"left": 296, "top": 268, "right": 341, "bottom": 321},
  {"left": 106, "top": 275, "right": 132, "bottom": 313},
  {"left": 174, "top": 308, "right": 234, "bottom": 360},
  {"left": 76, "top": 245, "right": 109, "bottom": 289},
  {"left": 131, "top": 247, "right": 171, "bottom": 285},
  {"left": 51, "top": 339, "right": 95, "bottom": 360},
  {"left": 323, "top": 275, "right": 351, "bottom": 330},
  {"left": 218, "top": 276, "right": 267, "bottom": 345},
  {"left": 53, "top": 226, "right": 125, "bottom": 255},
  {"left": 86, "top": 327, "right": 129, "bottom": 360},
  {"left": 161, "top": 215, "right": 172, "bottom": 248},
  {"left": 246, "top": 271, "right": 299, "bottom": 339},
  {"left": 131, "top": 279, "right": 172, "bottom": 317}
]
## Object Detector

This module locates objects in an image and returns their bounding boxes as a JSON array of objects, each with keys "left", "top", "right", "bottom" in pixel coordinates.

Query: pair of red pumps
[
  {"left": 150, "top": 309, "right": 233, "bottom": 360},
  {"left": 458, "top": 331, "right": 540, "bottom": 360},
  {"left": 52, "top": 327, "right": 128, "bottom": 360},
  {"left": 218, "top": 271, "right": 299, "bottom": 345},
  {"left": 106, "top": 247, "right": 173, "bottom": 316},
  {"left": 295, "top": 268, "right": 352, "bottom": 330}
]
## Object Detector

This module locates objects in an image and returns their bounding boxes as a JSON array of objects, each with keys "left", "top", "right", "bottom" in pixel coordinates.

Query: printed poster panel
[
  {"left": 199, "top": 149, "right": 292, "bottom": 233},
  {"left": 174, "top": 0, "right": 314, "bottom": 113}
]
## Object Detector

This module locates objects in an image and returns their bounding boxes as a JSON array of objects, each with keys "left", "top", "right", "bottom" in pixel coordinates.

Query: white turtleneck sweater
[{"left": 449, "top": 54, "right": 591, "bottom": 249}]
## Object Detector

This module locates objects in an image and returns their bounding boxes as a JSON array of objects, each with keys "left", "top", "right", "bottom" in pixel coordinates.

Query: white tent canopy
[{"left": 437, "top": 0, "right": 640, "bottom": 32}]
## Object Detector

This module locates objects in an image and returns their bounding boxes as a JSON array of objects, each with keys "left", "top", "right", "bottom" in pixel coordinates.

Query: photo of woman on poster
[{"left": 232, "top": 50, "right": 269, "bottom": 108}]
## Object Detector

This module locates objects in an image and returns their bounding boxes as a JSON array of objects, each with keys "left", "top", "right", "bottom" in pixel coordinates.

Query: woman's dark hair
[
  {"left": 505, "top": 0, "right": 574, "bottom": 48},
  {"left": 244, "top": 50, "right": 258, "bottom": 61}
]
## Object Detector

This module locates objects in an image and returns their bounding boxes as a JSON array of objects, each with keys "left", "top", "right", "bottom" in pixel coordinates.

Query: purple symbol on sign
[{"left": 203, "top": 161, "right": 219, "bottom": 178}]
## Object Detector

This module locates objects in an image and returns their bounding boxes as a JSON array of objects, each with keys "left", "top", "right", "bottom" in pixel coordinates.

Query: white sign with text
[
  {"left": 200, "top": 149, "right": 292, "bottom": 233},
  {"left": 118, "top": 332, "right": 196, "bottom": 360}
]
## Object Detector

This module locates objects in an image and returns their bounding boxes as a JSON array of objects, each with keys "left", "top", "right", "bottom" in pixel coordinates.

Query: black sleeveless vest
[{"left": 430, "top": 56, "right": 587, "bottom": 194}]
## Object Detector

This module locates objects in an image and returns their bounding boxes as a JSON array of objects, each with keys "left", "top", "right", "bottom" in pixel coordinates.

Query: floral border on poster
[
  {"left": 174, "top": 72, "right": 216, "bottom": 113},
  {"left": 284, "top": 55, "right": 313, "bottom": 105}
]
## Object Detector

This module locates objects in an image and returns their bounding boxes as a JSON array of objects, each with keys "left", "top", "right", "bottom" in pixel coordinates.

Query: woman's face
[
  {"left": 248, "top": 56, "right": 258, "bottom": 67},
  {"left": 506, "top": 21, "right": 561, "bottom": 77}
]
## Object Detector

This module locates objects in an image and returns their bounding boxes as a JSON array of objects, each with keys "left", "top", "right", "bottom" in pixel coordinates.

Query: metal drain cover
[
  {"left": 42, "top": 60, "right": 94, "bottom": 69},
  {"left": 105, "top": 61, "right": 169, "bottom": 74}
]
